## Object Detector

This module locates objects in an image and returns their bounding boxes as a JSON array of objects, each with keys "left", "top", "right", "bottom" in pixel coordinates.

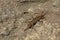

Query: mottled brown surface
[{"left": 0, "top": 0, "right": 60, "bottom": 40}]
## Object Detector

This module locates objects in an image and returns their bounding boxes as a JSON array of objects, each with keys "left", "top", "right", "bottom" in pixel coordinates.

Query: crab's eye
[{"left": 23, "top": 12, "right": 29, "bottom": 14}]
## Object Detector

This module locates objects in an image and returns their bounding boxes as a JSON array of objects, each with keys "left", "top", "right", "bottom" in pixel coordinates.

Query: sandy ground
[{"left": 0, "top": 0, "right": 60, "bottom": 40}]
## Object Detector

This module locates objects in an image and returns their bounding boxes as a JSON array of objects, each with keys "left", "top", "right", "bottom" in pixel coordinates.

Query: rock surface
[{"left": 0, "top": 0, "right": 60, "bottom": 40}]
